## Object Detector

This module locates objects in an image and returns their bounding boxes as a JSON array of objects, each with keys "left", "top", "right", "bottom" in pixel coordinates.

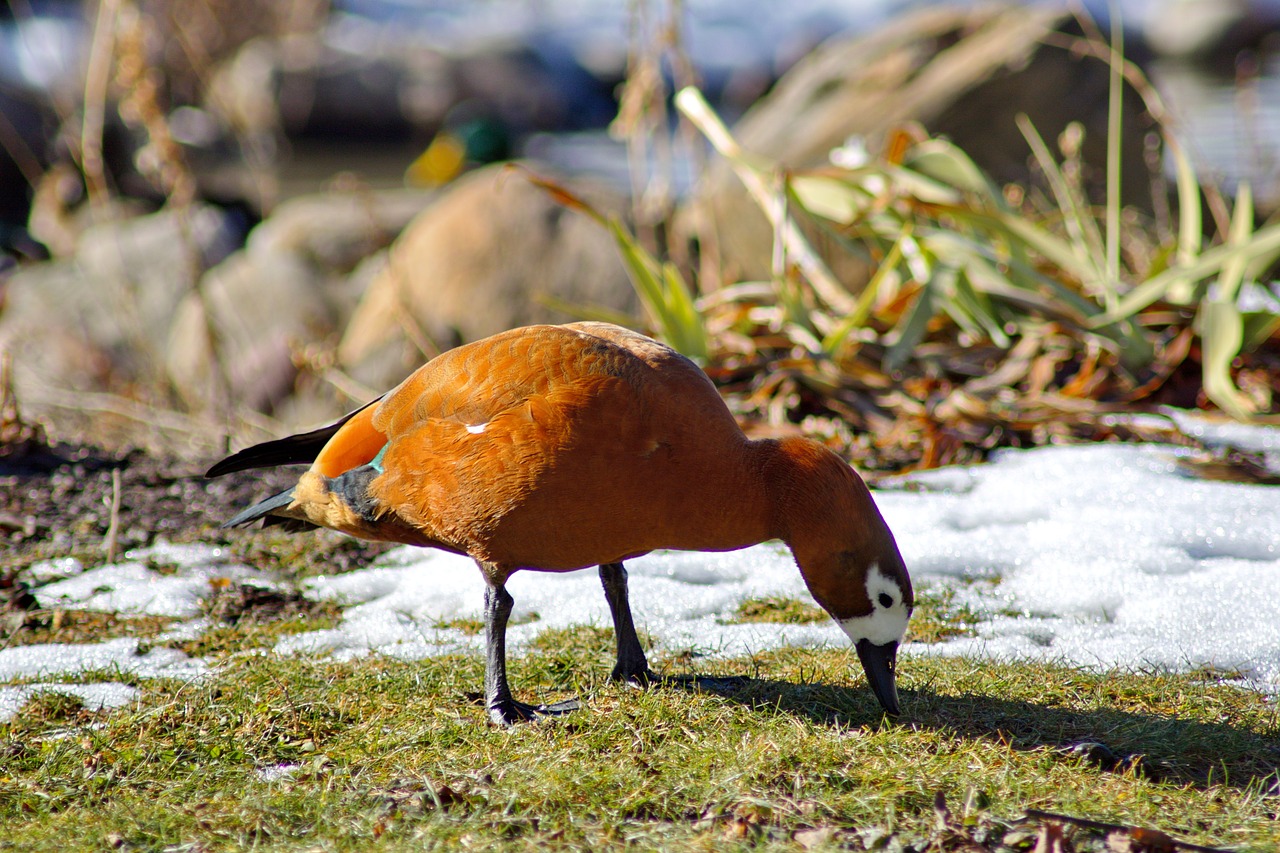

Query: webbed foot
[
  {"left": 609, "top": 664, "right": 660, "bottom": 686},
  {"left": 487, "top": 697, "right": 581, "bottom": 727}
]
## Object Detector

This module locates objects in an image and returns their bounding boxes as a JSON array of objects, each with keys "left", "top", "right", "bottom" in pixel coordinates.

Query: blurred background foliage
[{"left": 2, "top": 0, "right": 1279, "bottom": 471}]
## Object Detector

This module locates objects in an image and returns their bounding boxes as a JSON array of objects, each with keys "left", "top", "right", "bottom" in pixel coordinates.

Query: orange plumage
[{"left": 209, "top": 322, "right": 913, "bottom": 724}]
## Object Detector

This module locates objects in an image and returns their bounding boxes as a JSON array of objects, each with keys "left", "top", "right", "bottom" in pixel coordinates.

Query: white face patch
[
  {"left": 835, "top": 562, "right": 910, "bottom": 646},
  {"left": 465, "top": 423, "right": 488, "bottom": 434}
]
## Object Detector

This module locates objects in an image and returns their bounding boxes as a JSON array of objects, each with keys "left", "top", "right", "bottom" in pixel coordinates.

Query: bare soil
[{"left": 0, "top": 439, "right": 392, "bottom": 574}]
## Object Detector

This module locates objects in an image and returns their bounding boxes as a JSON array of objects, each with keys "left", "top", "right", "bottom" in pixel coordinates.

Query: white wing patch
[
  {"left": 465, "top": 423, "right": 488, "bottom": 434},
  {"left": 836, "top": 562, "right": 910, "bottom": 646}
]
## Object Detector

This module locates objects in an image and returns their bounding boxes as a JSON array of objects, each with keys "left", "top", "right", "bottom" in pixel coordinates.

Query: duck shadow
[{"left": 662, "top": 674, "right": 1280, "bottom": 792}]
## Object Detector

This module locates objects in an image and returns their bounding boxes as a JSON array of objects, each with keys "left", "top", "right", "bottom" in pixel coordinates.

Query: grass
[
  {"left": 729, "top": 596, "right": 828, "bottom": 625},
  {"left": 3, "top": 526, "right": 390, "bottom": 585},
  {"left": 905, "top": 583, "right": 983, "bottom": 644},
  {"left": 1, "top": 626, "right": 1276, "bottom": 852},
  {"left": 1, "top": 610, "right": 173, "bottom": 649},
  {"left": 179, "top": 600, "right": 345, "bottom": 659}
]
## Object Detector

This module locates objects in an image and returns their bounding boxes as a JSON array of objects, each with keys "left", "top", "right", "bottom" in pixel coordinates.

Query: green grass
[
  {"left": 1, "top": 628, "right": 1276, "bottom": 851},
  {"left": 729, "top": 596, "right": 828, "bottom": 625},
  {"left": 179, "top": 601, "right": 345, "bottom": 659},
  {"left": 907, "top": 582, "right": 985, "bottom": 644},
  {"left": 1, "top": 609, "right": 174, "bottom": 648}
]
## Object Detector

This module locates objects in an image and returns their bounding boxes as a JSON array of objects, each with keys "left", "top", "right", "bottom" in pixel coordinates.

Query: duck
[{"left": 207, "top": 322, "right": 913, "bottom": 725}]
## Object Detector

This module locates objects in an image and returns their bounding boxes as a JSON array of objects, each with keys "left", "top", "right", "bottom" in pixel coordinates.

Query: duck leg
[
  {"left": 481, "top": 574, "right": 579, "bottom": 726},
  {"left": 599, "top": 562, "right": 656, "bottom": 684},
  {"left": 601, "top": 565, "right": 744, "bottom": 694}
]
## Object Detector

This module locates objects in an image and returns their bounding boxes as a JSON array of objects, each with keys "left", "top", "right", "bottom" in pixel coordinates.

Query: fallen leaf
[
  {"left": 723, "top": 816, "right": 756, "bottom": 840},
  {"left": 1106, "top": 827, "right": 1179, "bottom": 853},
  {"left": 794, "top": 826, "right": 838, "bottom": 849},
  {"left": 1034, "top": 821, "right": 1072, "bottom": 853}
]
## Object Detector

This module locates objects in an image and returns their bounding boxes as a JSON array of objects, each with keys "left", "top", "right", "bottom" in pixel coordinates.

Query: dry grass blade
[
  {"left": 675, "top": 87, "right": 855, "bottom": 315},
  {"left": 515, "top": 165, "right": 709, "bottom": 361}
]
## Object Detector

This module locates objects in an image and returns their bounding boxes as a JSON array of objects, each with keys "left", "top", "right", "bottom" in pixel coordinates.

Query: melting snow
[
  {"left": 4, "top": 413, "right": 1279, "bottom": 722},
  {"left": 35, "top": 542, "right": 282, "bottom": 618},
  {"left": 0, "top": 637, "right": 206, "bottom": 683},
  {"left": 0, "top": 682, "right": 139, "bottom": 720},
  {"left": 255, "top": 763, "right": 304, "bottom": 783},
  {"left": 877, "top": 442, "right": 1280, "bottom": 686}
]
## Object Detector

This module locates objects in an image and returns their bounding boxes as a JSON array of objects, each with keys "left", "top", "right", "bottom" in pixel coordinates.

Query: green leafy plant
[
  {"left": 676, "top": 84, "right": 1280, "bottom": 424},
  {"left": 515, "top": 166, "right": 709, "bottom": 362}
]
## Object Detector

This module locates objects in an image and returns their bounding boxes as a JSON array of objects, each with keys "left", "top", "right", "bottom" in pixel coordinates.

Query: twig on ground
[
  {"left": 104, "top": 468, "right": 122, "bottom": 563},
  {"left": 1024, "top": 808, "right": 1236, "bottom": 853}
]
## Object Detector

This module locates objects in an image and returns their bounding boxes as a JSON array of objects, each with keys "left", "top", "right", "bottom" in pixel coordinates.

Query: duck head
[
  {"left": 765, "top": 438, "right": 914, "bottom": 715},
  {"left": 801, "top": 546, "right": 912, "bottom": 716}
]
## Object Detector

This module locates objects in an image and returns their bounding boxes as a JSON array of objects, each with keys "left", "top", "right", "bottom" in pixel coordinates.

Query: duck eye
[{"left": 878, "top": 593, "right": 894, "bottom": 608}]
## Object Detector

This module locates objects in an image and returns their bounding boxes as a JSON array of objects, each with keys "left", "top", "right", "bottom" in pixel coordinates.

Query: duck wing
[{"left": 372, "top": 324, "right": 640, "bottom": 441}]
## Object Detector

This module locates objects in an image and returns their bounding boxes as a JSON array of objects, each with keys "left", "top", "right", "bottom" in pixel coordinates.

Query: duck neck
[{"left": 753, "top": 437, "right": 902, "bottom": 621}]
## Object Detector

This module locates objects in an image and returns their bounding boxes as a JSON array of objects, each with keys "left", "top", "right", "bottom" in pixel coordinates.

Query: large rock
[
  {"left": 165, "top": 187, "right": 436, "bottom": 415},
  {"left": 74, "top": 204, "right": 243, "bottom": 350},
  {"left": 0, "top": 203, "right": 241, "bottom": 400},
  {"left": 687, "top": 4, "right": 1153, "bottom": 282},
  {"left": 246, "top": 187, "right": 438, "bottom": 290},
  {"left": 165, "top": 250, "right": 325, "bottom": 414},
  {"left": 337, "top": 161, "right": 638, "bottom": 391}
]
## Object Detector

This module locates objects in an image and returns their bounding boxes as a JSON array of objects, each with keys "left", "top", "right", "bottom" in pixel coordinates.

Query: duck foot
[
  {"left": 610, "top": 665, "right": 661, "bottom": 687},
  {"left": 488, "top": 697, "right": 581, "bottom": 727}
]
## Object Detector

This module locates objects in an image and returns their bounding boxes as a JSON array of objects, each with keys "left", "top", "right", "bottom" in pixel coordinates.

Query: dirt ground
[{"left": 0, "top": 437, "right": 392, "bottom": 575}]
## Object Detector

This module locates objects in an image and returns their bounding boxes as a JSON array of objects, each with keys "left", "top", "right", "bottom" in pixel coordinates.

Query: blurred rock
[
  {"left": 166, "top": 187, "right": 435, "bottom": 415},
  {"left": 247, "top": 187, "right": 436, "bottom": 279},
  {"left": 0, "top": 203, "right": 242, "bottom": 398},
  {"left": 338, "top": 161, "right": 637, "bottom": 391},
  {"left": 77, "top": 204, "right": 243, "bottom": 346},
  {"left": 166, "top": 250, "right": 323, "bottom": 414},
  {"left": 687, "top": 4, "right": 1154, "bottom": 283}
]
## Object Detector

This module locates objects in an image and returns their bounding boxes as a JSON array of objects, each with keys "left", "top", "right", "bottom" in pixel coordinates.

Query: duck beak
[{"left": 854, "top": 638, "right": 900, "bottom": 716}]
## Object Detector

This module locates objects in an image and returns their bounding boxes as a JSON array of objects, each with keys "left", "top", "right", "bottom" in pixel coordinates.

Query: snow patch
[
  {"left": 6, "top": 428, "right": 1280, "bottom": 703},
  {"left": 0, "top": 682, "right": 139, "bottom": 722}
]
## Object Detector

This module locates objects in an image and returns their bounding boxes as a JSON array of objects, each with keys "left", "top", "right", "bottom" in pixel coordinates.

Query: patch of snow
[
  {"left": 35, "top": 546, "right": 283, "bottom": 618},
  {"left": 276, "top": 541, "right": 834, "bottom": 663},
  {"left": 255, "top": 763, "right": 303, "bottom": 783},
  {"left": 877, "top": 441, "right": 1280, "bottom": 687},
  {"left": 1163, "top": 407, "right": 1280, "bottom": 476},
  {"left": 26, "top": 556, "right": 86, "bottom": 583},
  {"left": 0, "top": 682, "right": 139, "bottom": 722},
  {"left": 0, "top": 637, "right": 205, "bottom": 682},
  {"left": 1165, "top": 407, "right": 1280, "bottom": 454}
]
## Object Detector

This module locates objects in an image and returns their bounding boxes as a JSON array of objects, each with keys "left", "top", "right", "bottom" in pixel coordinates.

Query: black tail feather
[
  {"left": 263, "top": 516, "right": 320, "bottom": 533},
  {"left": 206, "top": 398, "right": 381, "bottom": 478},
  {"left": 222, "top": 488, "right": 297, "bottom": 529}
]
